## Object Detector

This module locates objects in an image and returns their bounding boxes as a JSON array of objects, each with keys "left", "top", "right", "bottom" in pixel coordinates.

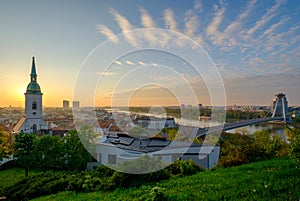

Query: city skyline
[{"left": 1, "top": 0, "right": 300, "bottom": 107}]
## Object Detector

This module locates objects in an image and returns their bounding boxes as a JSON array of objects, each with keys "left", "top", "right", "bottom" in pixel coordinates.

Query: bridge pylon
[{"left": 271, "top": 93, "right": 288, "bottom": 122}]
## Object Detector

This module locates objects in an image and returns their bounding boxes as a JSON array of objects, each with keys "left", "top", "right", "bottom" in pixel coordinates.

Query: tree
[
  {"left": 0, "top": 127, "right": 13, "bottom": 160},
  {"left": 13, "top": 132, "right": 37, "bottom": 177},
  {"left": 62, "top": 130, "right": 92, "bottom": 171},
  {"left": 34, "top": 135, "right": 64, "bottom": 170},
  {"left": 254, "top": 130, "right": 288, "bottom": 158}
]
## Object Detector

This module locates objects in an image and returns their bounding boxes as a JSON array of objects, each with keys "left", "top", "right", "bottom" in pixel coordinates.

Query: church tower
[
  {"left": 13, "top": 57, "right": 48, "bottom": 134},
  {"left": 24, "top": 57, "right": 43, "bottom": 132}
]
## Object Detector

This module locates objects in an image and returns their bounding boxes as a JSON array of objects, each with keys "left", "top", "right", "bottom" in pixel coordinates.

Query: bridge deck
[{"left": 196, "top": 117, "right": 284, "bottom": 137}]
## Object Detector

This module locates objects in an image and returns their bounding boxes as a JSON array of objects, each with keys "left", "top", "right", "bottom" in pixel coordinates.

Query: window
[
  {"left": 108, "top": 154, "right": 117, "bottom": 165},
  {"left": 32, "top": 101, "right": 37, "bottom": 110}
]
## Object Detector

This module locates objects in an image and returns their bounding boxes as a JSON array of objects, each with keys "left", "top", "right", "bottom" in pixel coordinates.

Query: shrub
[
  {"left": 218, "top": 131, "right": 288, "bottom": 168},
  {"left": 167, "top": 159, "right": 203, "bottom": 176},
  {"left": 287, "top": 127, "right": 300, "bottom": 164},
  {"left": 149, "top": 186, "right": 167, "bottom": 201},
  {"left": 3, "top": 171, "right": 72, "bottom": 201},
  {"left": 109, "top": 168, "right": 170, "bottom": 189}
]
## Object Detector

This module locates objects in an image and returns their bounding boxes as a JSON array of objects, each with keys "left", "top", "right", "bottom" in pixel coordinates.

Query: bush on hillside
[
  {"left": 167, "top": 159, "right": 204, "bottom": 176},
  {"left": 218, "top": 131, "right": 288, "bottom": 168},
  {"left": 287, "top": 127, "right": 300, "bottom": 164}
]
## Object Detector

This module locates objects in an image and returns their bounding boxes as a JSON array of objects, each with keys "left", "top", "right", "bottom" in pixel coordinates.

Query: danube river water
[
  {"left": 226, "top": 122, "right": 287, "bottom": 137},
  {"left": 107, "top": 109, "right": 287, "bottom": 138}
]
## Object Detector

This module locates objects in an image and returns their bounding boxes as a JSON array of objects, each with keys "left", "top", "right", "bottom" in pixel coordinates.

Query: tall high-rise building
[
  {"left": 13, "top": 57, "right": 48, "bottom": 133},
  {"left": 63, "top": 100, "right": 69, "bottom": 109},
  {"left": 72, "top": 101, "right": 80, "bottom": 109}
]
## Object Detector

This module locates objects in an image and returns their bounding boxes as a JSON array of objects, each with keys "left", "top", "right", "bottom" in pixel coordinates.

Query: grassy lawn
[{"left": 32, "top": 157, "right": 300, "bottom": 201}]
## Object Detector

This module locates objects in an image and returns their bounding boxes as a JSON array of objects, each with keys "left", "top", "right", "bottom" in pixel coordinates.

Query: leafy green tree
[
  {"left": 34, "top": 135, "right": 64, "bottom": 170},
  {"left": 62, "top": 130, "right": 92, "bottom": 171},
  {"left": 219, "top": 130, "right": 288, "bottom": 168},
  {"left": 0, "top": 127, "right": 13, "bottom": 160},
  {"left": 79, "top": 124, "right": 99, "bottom": 144},
  {"left": 13, "top": 132, "right": 37, "bottom": 177}
]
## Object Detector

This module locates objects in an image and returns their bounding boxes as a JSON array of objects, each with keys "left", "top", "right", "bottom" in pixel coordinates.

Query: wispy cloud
[
  {"left": 184, "top": 1, "right": 202, "bottom": 37},
  {"left": 109, "top": 8, "right": 139, "bottom": 47},
  {"left": 139, "top": 8, "right": 163, "bottom": 47},
  {"left": 206, "top": 6, "right": 225, "bottom": 36},
  {"left": 184, "top": 15, "right": 199, "bottom": 37},
  {"left": 96, "top": 1, "right": 298, "bottom": 86},
  {"left": 97, "top": 24, "right": 119, "bottom": 44},
  {"left": 126, "top": 60, "right": 134, "bottom": 65},
  {"left": 138, "top": 61, "right": 146, "bottom": 66},
  {"left": 224, "top": 0, "right": 257, "bottom": 34},
  {"left": 114, "top": 61, "right": 122, "bottom": 66},
  {"left": 163, "top": 9, "right": 178, "bottom": 31},
  {"left": 246, "top": 0, "right": 286, "bottom": 37},
  {"left": 96, "top": 71, "right": 118, "bottom": 76},
  {"left": 262, "top": 16, "right": 290, "bottom": 38},
  {"left": 140, "top": 7, "right": 156, "bottom": 28}
]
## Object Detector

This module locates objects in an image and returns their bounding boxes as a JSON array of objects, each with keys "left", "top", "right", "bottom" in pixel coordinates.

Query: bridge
[
  {"left": 289, "top": 106, "right": 300, "bottom": 112},
  {"left": 195, "top": 93, "right": 291, "bottom": 137},
  {"left": 196, "top": 117, "right": 284, "bottom": 138}
]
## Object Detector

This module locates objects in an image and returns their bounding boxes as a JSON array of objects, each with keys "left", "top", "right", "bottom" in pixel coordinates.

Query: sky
[{"left": 0, "top": 0, "right": 300, "bottom": 107}]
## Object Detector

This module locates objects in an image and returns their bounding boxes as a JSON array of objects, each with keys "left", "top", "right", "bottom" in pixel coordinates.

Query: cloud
[
  {"left": 138, "top": 61, "right": 146, "bottom": 66},
  {"left": 262, "top": 23, "right": 300, "bottom": 52},
  {"left": 97, "top": 24, "right": 119, "bottom": 44},
  {"left": 163, "top": 9, "right": 178, "bottom": 31},
  {"left": 109, "top": 8, "right": 139, "bottom": 47},
  {"left": 224, "top": 0, "right": 257, "bottom": 34},
  {"left": 223, "top": 71, "right": 300, "bottom": 105},
  {"left": 248, "top": 56, "right": 263, "bottom": 66},
  {"left": 95, "top": 1, "right": 299, "bottom": 95},
  {"left": 114, "top": 61, "right": 122, "bottom": 65},
  {"left": 126, "top": 60, "right": 134, "bottom": 65},
  {"left": 184, "top": 15, "right": 199, "bottom": 37},
  {"left": 184, "top": 1, "right": 202, "bottom": 37},
  {"left": 206, "top": 7, "right": 225, "bottom": 36},
  {"left": 262, "top": 16, "right": 290, "bottom": 38},
  {"left": 193, "top": 1, "right": 203, "bottom": 12},
  {"left": 246, "top": 0, "right": 286, "bottom": 37},
  {"left": 139, "top": 8, "right": 164, "bottom": 47},
  {"left": 96, "top": 72, "right": 118, "bottom": 76},
  {"left": 140, "top": 8, "right": 157, "bottom": 28}
]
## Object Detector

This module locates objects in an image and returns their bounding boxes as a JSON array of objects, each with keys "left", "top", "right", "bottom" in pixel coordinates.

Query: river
[{"left": 106, "top": 109, "right": 288, "bottom": 138}]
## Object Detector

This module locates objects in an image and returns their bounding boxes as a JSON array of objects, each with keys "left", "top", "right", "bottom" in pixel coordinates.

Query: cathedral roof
[
  {"left": 25, "top": 57, "right": 42, "bottom": 95},
  {"left": 26, "top": 82, "right": 42, "bottom": 94}
]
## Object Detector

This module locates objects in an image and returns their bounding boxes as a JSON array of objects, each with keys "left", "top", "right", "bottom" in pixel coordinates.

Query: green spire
[
  {"left": 30, "top": 57, "right": 37, "bottom": 82},
  {"left": 26, "top": 57, "right": 42, "bottom": 95}
]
